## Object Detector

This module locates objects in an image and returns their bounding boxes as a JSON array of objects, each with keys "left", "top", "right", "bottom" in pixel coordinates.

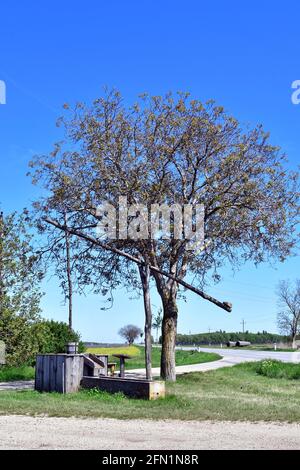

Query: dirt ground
[{"left": 0, "top": 415, "right": 299, "bottom": 449}]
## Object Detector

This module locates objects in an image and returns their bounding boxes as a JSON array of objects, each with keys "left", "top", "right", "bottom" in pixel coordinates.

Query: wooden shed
[{"left": 35, "top": 354, "right": 84, "bottom": 393}]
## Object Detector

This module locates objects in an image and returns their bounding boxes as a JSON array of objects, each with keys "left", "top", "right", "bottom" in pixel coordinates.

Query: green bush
[
  {"left": 34, "top": 320, "right": 85, "bottom": 355},
  {"left": 0, "top": 310, "right": 85, "bottom": 367},
  {"left": 0, "top": 307, "right": 44, "bottom": 367},
  {"left": 0, "top": 365, "right": 35, "bottom": 382},
  {"left": 256, "top": 360, "right": 300, "bottom": 380}
]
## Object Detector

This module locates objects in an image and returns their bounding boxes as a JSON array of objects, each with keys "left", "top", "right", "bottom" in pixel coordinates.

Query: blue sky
[{"left": 0, "top": 1, "right": 299, "bottom": 341}]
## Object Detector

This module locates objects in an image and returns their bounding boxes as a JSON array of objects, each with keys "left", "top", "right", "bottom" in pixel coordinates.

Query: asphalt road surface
[
  {"left": 126, "top": 346, "right": 300, "bottom": 377},
  {"left": 184, "top": 346, "right": 300, "bottom": 363}
]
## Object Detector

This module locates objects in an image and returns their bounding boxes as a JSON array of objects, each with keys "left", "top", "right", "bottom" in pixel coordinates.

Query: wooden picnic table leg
[{"left": 119, "top": 357, "right": 125, "bottom": 378}]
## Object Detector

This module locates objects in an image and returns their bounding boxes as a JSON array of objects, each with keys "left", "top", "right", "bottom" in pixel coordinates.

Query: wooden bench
[
  {"left": 113, "top": 354, "right": 132, "bottom": 378},
  {"left": 83, "top": 354, "right": 107, "bottom": 377}
]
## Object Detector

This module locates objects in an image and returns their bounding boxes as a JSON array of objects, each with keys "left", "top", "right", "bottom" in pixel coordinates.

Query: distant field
[{"left": 86, "top": 345, "right": 140, "bottom": 357}]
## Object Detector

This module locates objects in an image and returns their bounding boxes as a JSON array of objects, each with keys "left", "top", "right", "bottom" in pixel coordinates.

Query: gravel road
[{"left": 0, "top": 415, "right": 299, "bottom": 449}]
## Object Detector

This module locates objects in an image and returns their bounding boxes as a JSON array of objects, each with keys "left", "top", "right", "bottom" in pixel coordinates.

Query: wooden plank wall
[
  {"left": 35, "top": 355, "right": 84, "bottom": 393},
  {"left": 81, "top": 376, "right": 165, "bottom": 400}
]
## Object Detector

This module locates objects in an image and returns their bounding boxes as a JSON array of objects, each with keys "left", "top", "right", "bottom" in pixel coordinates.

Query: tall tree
[
  {"left": 0, "top": 210, "right": 43, "bottom": 318},
  {"left": 64, "top": 212, "right": 73, "bottom": 330},
  {"left": 153, "top": 307, "right": 162, "bottom": 343},
  {"left": 30, "top": 90, "right": 299, "bottom": 380},
  {"left": 0, "top": 209, "right": 44, "bottom": 365},
  {"left": 277, "top": 280, "right": 300, "bottom": 349},
  {"left": 138, "top": 263, "right": 153, "bottom": 379}
]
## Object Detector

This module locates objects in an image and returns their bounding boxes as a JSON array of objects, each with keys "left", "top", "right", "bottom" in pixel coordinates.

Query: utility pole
[
  {"left": 64, "top": 212, "right": 73, "bottom": 331},
  {"left": 241, "top": 319, "right": 246, "bottom": 333}
]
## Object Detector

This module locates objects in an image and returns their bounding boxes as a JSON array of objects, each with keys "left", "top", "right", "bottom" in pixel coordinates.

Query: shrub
[
  {"left": 0, "top": 307, "right": 44, "bottom": 366},
  {"left": 0, "top": 365, "right": 35, "bottom": 382},
  {"left": 34, "top": 320, "right": 85, "bottom": 355},
  {"left": 256, "top": 360, "right": 300, "bottom": 380},
  {"left": 0, "top": 314, "right": 85, "bottom": 367}
]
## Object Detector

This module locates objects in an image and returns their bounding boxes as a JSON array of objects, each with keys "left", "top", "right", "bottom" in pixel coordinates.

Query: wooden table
[{"left": 113, "top": 354, "right": 132, "bottom": 378}]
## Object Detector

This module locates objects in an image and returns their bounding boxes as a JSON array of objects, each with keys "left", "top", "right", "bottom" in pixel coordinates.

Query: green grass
[
  {"left": 87, "top": 345, "right": 221, "bottom": 370},
  {"left": 255, "top": 360, "right": 300, "bottom": 379},
  {"left": 1, "top": 362, "right": 300, "bottom": 422},
  {"left": 0, "top": 366, "right": 35, "bottom": 382}
]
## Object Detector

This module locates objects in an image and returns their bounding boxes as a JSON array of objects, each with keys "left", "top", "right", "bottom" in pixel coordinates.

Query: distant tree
[
  {"left": 277, "top": 280, "right": 300, "bottom": 349},
  {"left": 119, "top": 324, "right": 142, "bottom": 345},
  {"left": 153, "top": 308, "right": 163, "bottom": 343}
]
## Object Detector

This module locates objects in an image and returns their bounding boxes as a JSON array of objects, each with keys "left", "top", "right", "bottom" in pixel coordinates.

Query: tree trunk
[
  {"left": 139, "top": 264, "right": 152, "bottom": 380},
  {"left": 160, "top": 293, "right": 178, "bottom": 382},
  {"left": 64, "top": 212, "right": 73, "bottom": 331},
  {"left": 292, "top": 334, "right": 297, "bottom": 350}
]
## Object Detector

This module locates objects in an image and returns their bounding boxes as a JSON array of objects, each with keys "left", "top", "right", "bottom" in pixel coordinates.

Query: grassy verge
[
  {"left": 1, "top": 362, "right": 300, "bottom": 422},
  {"left": 0, "top": 366, "right": 35, "bottom": 382},
  {"left": 87, "top": 345, "right": 221, "bottom": 369},
  {"left": 256, "top": 360, "right": 300, "bottom": 379}
]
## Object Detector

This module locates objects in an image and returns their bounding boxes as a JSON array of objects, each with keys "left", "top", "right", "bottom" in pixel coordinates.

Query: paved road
[
  {"left": 127, "top": 355, "right": 250, "bottom": 378},
  {"left": 0, "top": 415, "right": 299, "bottom": 449},
  {"left": 127, "top": 347, "right": 300, "bottom": 378},
  {"left": 0, "top": 380, "right": 34, "bottom": 391},
  {"left": 181, "top": 346, "right": 300, "bottom": 363}
]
